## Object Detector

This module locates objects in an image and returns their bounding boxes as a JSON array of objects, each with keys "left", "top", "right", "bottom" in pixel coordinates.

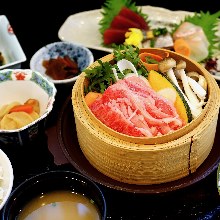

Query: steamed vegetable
[
  {"left": 84, "top": 45, "right": 208, "bottom": 121},
  {"left": 158, "top": 58, "right": 207, "bottom": 118},
  {"left": 9, "top": 104, "right": 33, "bottom": 114},
  {"left": 148, "top": 70, "right": 192, "bottom": 123},
  {"left": 84, "top": 92, "right": 103, "bottom": 106}
]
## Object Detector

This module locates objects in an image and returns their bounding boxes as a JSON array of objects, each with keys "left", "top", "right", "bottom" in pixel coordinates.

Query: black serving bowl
[{"left": 2, "top": 170, "right": 107, "bottom": 220}]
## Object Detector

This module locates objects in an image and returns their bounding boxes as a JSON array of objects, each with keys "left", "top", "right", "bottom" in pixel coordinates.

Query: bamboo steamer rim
[
  {"left": 72, "top": 75, "right": 219, "bottom": 152},
  {"left": 72, "top": 48, "right": 220, "bottom": 145}
]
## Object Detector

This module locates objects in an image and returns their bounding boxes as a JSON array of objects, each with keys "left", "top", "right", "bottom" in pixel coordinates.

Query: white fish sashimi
[{"left": 173, "top": 22, "right": 209, "bottom": 62}]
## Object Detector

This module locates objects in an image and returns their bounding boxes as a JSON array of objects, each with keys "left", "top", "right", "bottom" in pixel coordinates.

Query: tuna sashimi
[
  {"left": 103, "top": 28, "right": 127, "bottom": 45},
  {"left": 110, "top": 15, "right": 142, "bottom": 30},
  {"left": 89, "top": 76, "right": 184, "bottom": 137},
  {"left": 118, "top": 7, "right": 148, "bottom": 30}
]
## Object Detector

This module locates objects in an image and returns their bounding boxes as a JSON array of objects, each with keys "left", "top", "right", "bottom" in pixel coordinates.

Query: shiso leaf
[
  {"left": 99, "top": 0, "right": 148, "bottom": 35},
  {"left": 172, "top": 10, "right": 220, "bottom": 60},
  {"left": 84, "top": 60, "right": 115, "bottom": 94},
  {"left": 84, "top": 45, "right": 148, "bottom": 94}
]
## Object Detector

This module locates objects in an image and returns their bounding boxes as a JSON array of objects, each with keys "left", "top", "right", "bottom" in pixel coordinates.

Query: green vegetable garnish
[
  {"left": 153, "top": 27, "right": 168, "bottom": 37},
  {"left": 145, "top": 56, "right": 158, "bottom": 64},
  {"left": 150, "top": 39, "right": 156, "bottom": 48},
  {"left": 84, "top": 45, "right": 148, "bottom": 94},
  {"left": 84, "top": 60, "right": 115, "bottom": 94},
  {"left": 113, "top": 44, "right": 140, "bottom": 66}
]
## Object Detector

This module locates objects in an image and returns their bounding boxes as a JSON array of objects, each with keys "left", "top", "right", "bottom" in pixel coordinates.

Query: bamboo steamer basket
[{"left": 72, "top": 48, "right": 220, "bottom": 185}]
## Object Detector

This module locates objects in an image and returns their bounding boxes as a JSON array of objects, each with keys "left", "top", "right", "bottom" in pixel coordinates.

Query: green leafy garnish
[
  {"left": 150, "top": 39, "right": 156, "bottom": 48},
  {"left": 113, "top": 44, "right": 140, "bottom": 66},
  {"left": 145, "top": 56, "right": 158, "bottom": 64},
  {"left": 152, "top": 27, "right": 168, "bottom": 37},
  {"left": 99, "top": 0, "right": 147, "bottom": 35},
  {"left": 173, "top": 11, "right": 220, "bottom": 59},
  {"left": 84, "top": 60, "right": 115, "bottom": 94},
  {"left": 84, "top": 45, "right": 148, "bottom": 94}
]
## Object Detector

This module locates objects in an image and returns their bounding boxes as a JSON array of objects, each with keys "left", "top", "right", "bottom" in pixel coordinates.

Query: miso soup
[{"left": 17, "top": 190, "right": 101, "bottom": 220}]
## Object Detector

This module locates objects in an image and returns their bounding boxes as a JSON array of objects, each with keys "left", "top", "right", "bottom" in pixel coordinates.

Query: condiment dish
[{"left": 30, "top": 41, "right": 94, "bottom": 84}]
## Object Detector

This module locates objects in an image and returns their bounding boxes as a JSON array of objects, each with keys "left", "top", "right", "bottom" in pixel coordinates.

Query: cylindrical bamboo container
[{"left": 72, "top": 48, "right": 220, "bottom": 185}]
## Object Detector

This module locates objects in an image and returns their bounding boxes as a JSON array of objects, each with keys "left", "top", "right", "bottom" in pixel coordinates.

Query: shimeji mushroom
[
  {"left": 175, "top": 60, "right": 201, "bottom": 105},
  {"left": 198, "top": 75, "right": 207, "bottom": 91},
  {"left": 187, "top": 71, "right": 207, "bottom": 91},
  {"left": 158, "top": 58, "right": 206, "bottom": 118},
  {"left": 158, "top": 58, "right": 179, "bottom": 86},
  {"left": 175, "top": 60, "right": 207, "bottom": 102},
  {"left": 175, "top": 60, "right": 207, "bottom": 117},
  {"left": 187, "top": 77, "right": 207, "bottom": 100}
]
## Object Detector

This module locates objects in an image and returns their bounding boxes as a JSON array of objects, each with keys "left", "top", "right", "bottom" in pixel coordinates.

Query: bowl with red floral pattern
[{"left": 0, "top": 69, "right": 56, "bottom": 146}]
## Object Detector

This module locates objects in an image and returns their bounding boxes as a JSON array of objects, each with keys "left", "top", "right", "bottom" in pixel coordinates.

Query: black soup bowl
[{"left": 2, "top": 170, "right": 107, "bottom": 220}]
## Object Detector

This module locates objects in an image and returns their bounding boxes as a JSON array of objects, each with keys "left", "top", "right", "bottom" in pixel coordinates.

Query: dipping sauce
[{"left": 17, "top": 190, "right": 101, "bottom": 220}]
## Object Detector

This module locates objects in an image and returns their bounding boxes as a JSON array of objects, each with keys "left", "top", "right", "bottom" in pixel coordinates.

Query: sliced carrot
[
  {"left": 84, "top": 92, "right": 102, "bottom": 106},
  {"left": 139, "top": 52, "right": 164, "bottom": 71},
  {"left": 174, "top": 38, "right": 191, "bottom": 57},
  {"left": 9, "top": 104, "right": 33, "bottom": 114}
]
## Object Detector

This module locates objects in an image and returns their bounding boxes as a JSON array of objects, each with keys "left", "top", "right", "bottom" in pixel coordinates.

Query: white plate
[
  {"left": 58, "top": 6, "right": 193, "bottom": 53},
  {"left": 58, "top": 6, "right": 220, "bottom": 80}
]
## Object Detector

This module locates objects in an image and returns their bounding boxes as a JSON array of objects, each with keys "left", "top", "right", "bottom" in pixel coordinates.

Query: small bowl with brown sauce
[
  {"left": 1, "top": 170, "right": 106, "bottom": 220},
  {"left": 30, "top": 41, "right": 94, "bottom": 84}
]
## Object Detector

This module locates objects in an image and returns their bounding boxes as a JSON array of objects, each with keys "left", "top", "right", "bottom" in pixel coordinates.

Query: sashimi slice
[
  {"left": 118, "top": 7, "right": 148, "bottom": 30},
  {"left": 110, "top": 15, "right": 142, "bottom": 30},
  {"left": 103, "top": 28, "right": 127, "bottom": 45}
]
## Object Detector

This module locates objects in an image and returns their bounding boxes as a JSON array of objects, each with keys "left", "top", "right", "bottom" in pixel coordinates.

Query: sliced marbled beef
[{"left": 89, "top": 76, "right": 184, "bottom": 137}]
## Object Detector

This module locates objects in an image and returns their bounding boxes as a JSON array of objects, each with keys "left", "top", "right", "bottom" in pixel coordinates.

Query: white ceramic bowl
[
  {"left": 30, "top": 41, "right": 94, "bottom": 84},
  {"left": 0, "top": 69, "right": 57, "bottom": 146},
  {"left": 0, "top": 15, "right": 26, "bottom": 69},
  {"left": 0, "top": 148, "right": 13, "bottom": 211}
]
